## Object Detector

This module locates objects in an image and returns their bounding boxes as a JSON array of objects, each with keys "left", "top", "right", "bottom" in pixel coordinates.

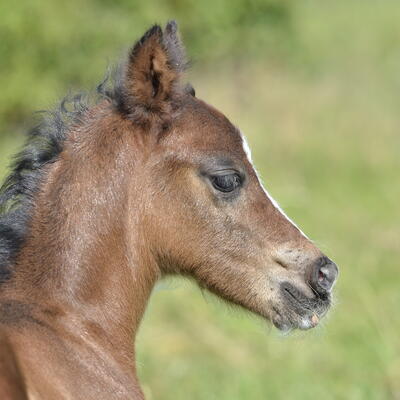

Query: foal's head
[
  {"left": 113, "top": 22, "right": 338, "bottom": 331},
  {"left": 1, "top": 22, "right": 338, "bottom": 333}
]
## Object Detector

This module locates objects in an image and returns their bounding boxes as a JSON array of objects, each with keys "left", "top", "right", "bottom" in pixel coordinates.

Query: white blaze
[{"left": 239, "top": 131, "right": 308, "bottom": 239}]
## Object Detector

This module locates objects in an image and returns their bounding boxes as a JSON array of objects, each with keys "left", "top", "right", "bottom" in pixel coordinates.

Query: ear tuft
[
  {"left": 119, "top": 21, "right": 187, "bottom": 125},
  {"left": 165, "top": 20, "right": 178, "bottom": 35},
  {"left": 163, "top": 20, "right": 187, "bottom": 73},
  {"left": 132, "top": 25, "right": 163, "bottom": 57}
]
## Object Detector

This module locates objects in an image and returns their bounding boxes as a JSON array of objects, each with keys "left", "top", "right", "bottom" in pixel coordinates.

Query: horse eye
[{"left": 211, "top": 173, "right": 242, "bottom": 193}]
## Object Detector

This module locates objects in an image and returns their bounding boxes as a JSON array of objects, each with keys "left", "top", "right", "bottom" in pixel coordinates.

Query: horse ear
[{"left": 120, "top": 21, "right": 187, "bottom": 122}]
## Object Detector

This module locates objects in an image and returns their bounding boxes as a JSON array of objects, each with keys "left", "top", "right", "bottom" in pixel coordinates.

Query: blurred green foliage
[
  {"left": 1, "top": 1, "right": 400, "bottom": 399},
  {"left": 0, "top": 0, "right": 293, "bottom": 135}
]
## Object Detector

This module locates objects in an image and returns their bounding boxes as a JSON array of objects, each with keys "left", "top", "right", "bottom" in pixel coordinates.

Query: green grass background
[{"left": 0, "top": 1, "right": 399, "bottom": 399}]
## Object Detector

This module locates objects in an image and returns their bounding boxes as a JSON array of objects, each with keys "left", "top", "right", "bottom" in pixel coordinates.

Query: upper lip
[{"left": 281, "top": 282, "right": 330, "bottom": 317}]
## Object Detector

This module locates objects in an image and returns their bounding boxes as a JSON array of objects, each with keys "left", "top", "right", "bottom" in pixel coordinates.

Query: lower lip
[{"left": 311, "top": 313, "right": 319, "bottom": 326}]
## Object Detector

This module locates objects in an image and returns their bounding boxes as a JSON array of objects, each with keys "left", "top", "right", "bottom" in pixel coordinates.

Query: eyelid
[{"left": 210, "top": 169, "right": 239, "bottom": 176}]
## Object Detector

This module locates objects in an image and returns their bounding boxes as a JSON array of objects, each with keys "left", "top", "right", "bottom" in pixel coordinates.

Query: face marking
[
  {"left": 239, "top": 131, "right": 308, "bottom": 239},
  {"left": 241, "top": 133, "right": 253, "bottom": 163}
]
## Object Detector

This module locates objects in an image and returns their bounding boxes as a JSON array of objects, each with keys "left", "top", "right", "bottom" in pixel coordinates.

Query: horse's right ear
[{"left": 119, "top": 21, "right": 187, "bottom": 123}]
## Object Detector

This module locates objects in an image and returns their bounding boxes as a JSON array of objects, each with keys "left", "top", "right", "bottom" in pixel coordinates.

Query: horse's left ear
[{"left": 119, "top": 21, "right": 187, "bottom": 122}]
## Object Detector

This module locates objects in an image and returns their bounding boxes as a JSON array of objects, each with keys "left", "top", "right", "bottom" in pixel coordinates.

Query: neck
[
  {"left": 14, "top": 117, "right": 160, "bottom": 329},
  {"left": 1, "top": 122, "right": 159, "bottom": 396}
]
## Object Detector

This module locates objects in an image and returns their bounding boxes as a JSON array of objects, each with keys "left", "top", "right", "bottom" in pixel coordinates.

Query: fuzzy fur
[{"left": 0, "top": 20, "right": 189, "bottom": 283}]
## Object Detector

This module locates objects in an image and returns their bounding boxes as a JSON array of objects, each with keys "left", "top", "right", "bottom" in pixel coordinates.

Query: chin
[{"left": 270, "top": 282, "right": 332, "bottom": 332}]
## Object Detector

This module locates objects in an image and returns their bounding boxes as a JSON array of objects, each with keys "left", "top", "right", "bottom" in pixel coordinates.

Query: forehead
[{"left": 168, "top": 96, "right": 246, "bottom": 161}]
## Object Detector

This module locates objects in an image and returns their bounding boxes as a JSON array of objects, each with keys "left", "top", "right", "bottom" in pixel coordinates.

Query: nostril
[
  {"left": 310, "top": 257, "right": 338, "bottom": 296},
  {"left": 318, "top": 269, "right": 325, "bottom": 282},
  {"left": 318, "top": 265, "right": 335, "bottom": 289}
]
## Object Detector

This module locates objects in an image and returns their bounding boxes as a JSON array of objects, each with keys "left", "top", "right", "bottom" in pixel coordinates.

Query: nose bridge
[
  {"left": 269, "top": 208, "right": 321, "bottom": 263},
  {"left": 253, "top": 169, "right": 339, "bottom": 292},
  {"left": 268, "top": 204, "right": 326, "bottom": 269},
  {"left": 253, "top": 171, "right": 325, "bottom": 270},
  {"left": 273, "top": 237, "right": 322, "bottom": 273},
  {"left": 257, "top": 188, "right": 316, "bottom": 261}
]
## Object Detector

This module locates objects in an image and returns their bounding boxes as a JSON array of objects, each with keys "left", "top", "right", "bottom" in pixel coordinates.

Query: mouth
[{"left": 271, "top": 282, "right": 331, "bottom": 331}]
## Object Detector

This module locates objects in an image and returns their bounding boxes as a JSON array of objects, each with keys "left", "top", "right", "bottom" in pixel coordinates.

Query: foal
[{"left": 0, "top": 22, "right": 338, "bottom": 399}]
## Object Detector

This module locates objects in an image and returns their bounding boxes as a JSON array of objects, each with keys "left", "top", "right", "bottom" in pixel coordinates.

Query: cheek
[
  {"left": 151, "top": 170, "right": 256, "bottom": 270},
  {"left": 148, "top": 170, "right": 212, "bottom": 264}
]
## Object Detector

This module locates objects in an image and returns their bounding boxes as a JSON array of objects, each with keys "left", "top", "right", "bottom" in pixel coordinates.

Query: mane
[{"left": 0, "top": 70, "right": 122, "bottom": 283}]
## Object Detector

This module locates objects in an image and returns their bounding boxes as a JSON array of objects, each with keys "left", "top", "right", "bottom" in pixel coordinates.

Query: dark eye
[{"left": 211, "top": 173, "right": 242, "bottom": 193}]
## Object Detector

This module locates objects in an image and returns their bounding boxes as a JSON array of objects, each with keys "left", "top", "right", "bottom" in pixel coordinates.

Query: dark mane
[{"left": 0, "top": 72, "right": 122, "bottom": 283}]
